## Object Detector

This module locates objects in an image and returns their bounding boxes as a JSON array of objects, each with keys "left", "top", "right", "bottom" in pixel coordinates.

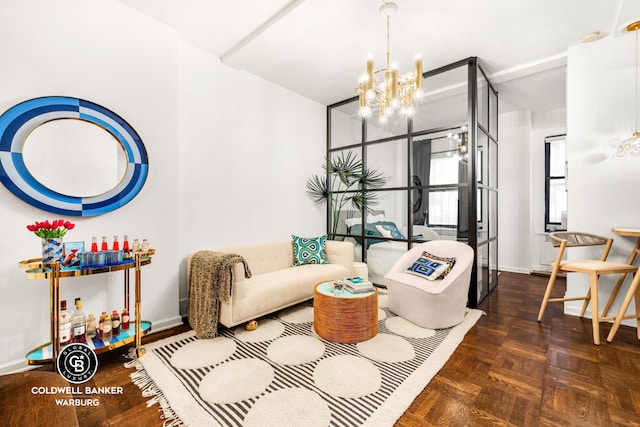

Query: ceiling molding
[
  {"left": 486, "top": 53, "right": 567, "bottom": 85},
  {"left": 219, "top": 0, "right": 307, "bottom": 63}
]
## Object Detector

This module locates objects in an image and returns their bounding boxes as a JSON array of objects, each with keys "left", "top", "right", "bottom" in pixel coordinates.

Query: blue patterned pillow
[
  {"left": 291, "top": 235, "right": 330, "bottom": 266},
  {"left": 406, "top": 251, "right": 456, "bottom": 281},
  {"left": 371, "top": 221, "right": 406, "bottom": 239},
  {"left": 347, "top": 224, "right": 384, "bottom": 248}
]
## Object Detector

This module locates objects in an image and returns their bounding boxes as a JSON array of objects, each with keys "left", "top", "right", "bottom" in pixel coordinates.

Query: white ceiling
[{"left": 117, "top": 0, "right": 640, "bottom": 114}]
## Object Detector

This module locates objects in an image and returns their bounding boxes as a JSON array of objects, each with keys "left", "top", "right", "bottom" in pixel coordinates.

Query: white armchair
[{"left": 383, "top": 240, "right": 474, "bottom": 329}]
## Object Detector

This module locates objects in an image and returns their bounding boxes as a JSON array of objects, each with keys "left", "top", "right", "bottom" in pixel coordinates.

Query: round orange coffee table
[{"left": 313, "top": 281, "right": 378, "bottom": 344}]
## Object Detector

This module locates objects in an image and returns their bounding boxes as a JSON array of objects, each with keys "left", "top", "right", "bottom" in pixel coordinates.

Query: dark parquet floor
[
  {"left": 25, "top": 271, "right": 640, "bottom": 426},
  {"left": 397, "top": 272, "right": 640, "bottom": 427}
]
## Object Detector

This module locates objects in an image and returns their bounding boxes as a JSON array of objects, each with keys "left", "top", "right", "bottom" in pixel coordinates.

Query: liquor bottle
[
  {"left": 141, "top": 239, "right": 150, "bottom": 252},
  {"left": 71, "top": 298, "right": 87, "bottom": 344},
  {"left": 132, "top": 239, "right": 141, "bottom": 253},
  {"left": 86, "top": 313, "right": 97, "bottom": 339},
  {"left": 122, "top": 235, "right": 130, "bottom": 260},
  {"left": 121, "top": 307, "right": 130, "bottom": 331},
  {"left": 112, "top": 235, "right": 119, "bottom": 251},
  {"left": 111, "top": 310, "right": 120, "bottom": 336},
  {"left": 59, "top": 300, "right": 72, "bottom": 346},
  {"left": 98, "top": 311, "right": 107, "bottom": 340},
  {"left": 102, "top": 314, "right": 113, "bottom": 341},
  {"left": 101, "top": 236, "right": 108, "bottom": 251},
  {"left": 90, "top": 237, "right": 98, "bottom": 252}
]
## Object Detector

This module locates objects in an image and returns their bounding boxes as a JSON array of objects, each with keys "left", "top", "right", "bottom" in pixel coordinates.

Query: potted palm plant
[{"left": 306, "top": 151, "right": 386, "bottom": 239}]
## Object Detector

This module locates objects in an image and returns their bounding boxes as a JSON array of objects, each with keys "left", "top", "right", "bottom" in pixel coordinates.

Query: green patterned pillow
[{"left": 291, "top": 235, "right": 330, "bottom": 266}]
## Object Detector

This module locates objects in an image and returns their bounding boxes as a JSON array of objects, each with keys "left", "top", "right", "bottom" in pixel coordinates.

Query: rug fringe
[{"left": 125, "top": 350, "right": 186, "bottom": 427}]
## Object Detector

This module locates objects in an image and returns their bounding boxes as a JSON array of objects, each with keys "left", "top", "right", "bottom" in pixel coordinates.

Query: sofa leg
[{"left": 245, "top": 319, "right": 258, "bottom": 331}]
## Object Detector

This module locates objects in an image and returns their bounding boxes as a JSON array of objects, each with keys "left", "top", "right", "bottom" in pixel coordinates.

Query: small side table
[
  {"left": 606, "top": 228, "right": 640, "bottom": 342},
  {"left": 313, "top": 281, "right": 378, "bottom": 344}
]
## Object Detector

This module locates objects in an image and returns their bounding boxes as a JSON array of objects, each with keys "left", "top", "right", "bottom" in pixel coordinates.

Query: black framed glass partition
[{"left": 327, "top": 57, "right": 499, "bottom": 307}]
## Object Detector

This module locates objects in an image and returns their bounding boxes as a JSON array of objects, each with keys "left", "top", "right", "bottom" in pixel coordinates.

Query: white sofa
[{"left": 187, "top": 240, "right": 356, "bottom": 328}]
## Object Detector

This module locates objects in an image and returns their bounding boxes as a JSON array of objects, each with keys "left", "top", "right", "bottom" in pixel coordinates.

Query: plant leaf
[{"left": 306, "top": 174, "right": 328, "bottom": 206}]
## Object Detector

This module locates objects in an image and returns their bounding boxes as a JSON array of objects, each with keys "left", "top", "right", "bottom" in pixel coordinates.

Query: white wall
[
  {"left": 530, "top": 108, "right": 567, "bottom": 272},
  {"left": 0, "top": 0, "right": 181, "bottom": 373},
  {"left": 495, "top": 107, "right": 567, "bottom": 275},
  {"left": 177, "top": 44, "right": 326, "bottom": 314},
  {"left": 0, "top": 1, "right": 326, "bottom": 372},
  {"left": 565, "top": 35, "right": 640, "bottom": 322},
  {"left": 497, "top": 110, "right": 532, "bottom": 273}
]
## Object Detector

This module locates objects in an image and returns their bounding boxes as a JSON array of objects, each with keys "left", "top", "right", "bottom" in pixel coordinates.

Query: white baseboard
[
  {"left": 179, "top": 297, "right": 188, "bottom": 317},
  {"left": 148, "top": 315, "right": 184, "bottom": 333},
  {"left": 0, "top": 359, "right": 35, "bottom": 375},
  {"left": 497, "top": 265, "right": 531, "bottom": 274},
  {"left": 564, "top": 305, "right": 637, "bottom": 328}
]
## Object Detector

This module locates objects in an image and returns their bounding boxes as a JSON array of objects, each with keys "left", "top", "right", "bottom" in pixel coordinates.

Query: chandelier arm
[{"left": 386, "top": 14, "right": 391, "bottom": 71}]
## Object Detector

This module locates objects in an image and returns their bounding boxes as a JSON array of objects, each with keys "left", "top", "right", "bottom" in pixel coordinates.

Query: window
[
  {"left": 428, "top": 154, "right": 460, "bottom": 226},
  {"left": 545, "top": 135, "right": 567, "bottom": 231}
]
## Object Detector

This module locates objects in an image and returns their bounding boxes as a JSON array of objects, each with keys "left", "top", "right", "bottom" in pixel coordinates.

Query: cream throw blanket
[{"left": 189, "top": 251, "right": 252, "bottom": 338}]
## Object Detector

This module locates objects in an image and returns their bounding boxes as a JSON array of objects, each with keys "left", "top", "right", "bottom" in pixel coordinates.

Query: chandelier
[
  {"left": 616, "top": 19, "right": 640, "bottom": 158},
  {"left": 357, "top": 1, "right": 423, "bottom": 123}
]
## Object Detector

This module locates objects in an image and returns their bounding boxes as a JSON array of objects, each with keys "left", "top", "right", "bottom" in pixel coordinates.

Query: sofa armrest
[{"left": 325, "top": 240, "right": 354, "bottom": 271}]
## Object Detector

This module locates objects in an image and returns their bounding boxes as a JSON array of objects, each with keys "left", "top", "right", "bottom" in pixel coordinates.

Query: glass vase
[{"left": 42, "top": 238, "right": 63, "bottom": 265}]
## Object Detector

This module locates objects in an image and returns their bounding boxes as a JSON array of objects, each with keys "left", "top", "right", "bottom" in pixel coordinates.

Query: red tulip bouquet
[{"left": 26, "top": 219, "right": 75, "bottom": 238}]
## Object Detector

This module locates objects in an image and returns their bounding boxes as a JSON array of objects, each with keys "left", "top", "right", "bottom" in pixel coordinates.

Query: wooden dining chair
[{"left": 537, "top": 231, "right": 638, "bottom": 345}]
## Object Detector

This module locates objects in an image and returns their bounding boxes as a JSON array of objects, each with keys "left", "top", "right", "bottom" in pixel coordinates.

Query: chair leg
[
  {"left": 590, "top": 274, "right": 600, "bottom": 345},
  {"left": 580, "top": 286, "right": 592, "bottom": 318},
  {"left": 608, "top": 271, "right": 640, "bottom": 342},
  {"left": 601, "top": 272, "right": 628, "bottom": 317},
  {"left": 635, "top": 285, "right": 640, "bottom": 341},
  {"left": 538, "top": 266, "right": 560, "bottom": 321}
]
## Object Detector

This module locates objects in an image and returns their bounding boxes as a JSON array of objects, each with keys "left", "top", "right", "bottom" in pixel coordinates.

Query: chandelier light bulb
[
  {"left": 405, "top": 106, "right": 415, "bottom": 117},
  {"left": 365, "top": 89, "right": 376, "bottom": 102},
  {"left": 390, "top": 98, "right": 400, "bottom": 110},
  {"left": 413, "top": 88, "right": 424, "bottom": 100},
  {"left": 378, "top": 115, "right": 388, "bottom": 125},
  {"left": 359, "top": 106, "right": 372, "bottom": 118}
]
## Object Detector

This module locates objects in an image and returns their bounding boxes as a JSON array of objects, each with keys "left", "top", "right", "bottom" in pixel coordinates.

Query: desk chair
[{"left": 537, "top": 231, "right": 638, "bottom": 345}]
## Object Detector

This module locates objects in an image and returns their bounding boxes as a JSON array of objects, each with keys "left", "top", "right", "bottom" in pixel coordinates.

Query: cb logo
[{"left": 57, "top": 343, "right": 98, "bottom": 384}]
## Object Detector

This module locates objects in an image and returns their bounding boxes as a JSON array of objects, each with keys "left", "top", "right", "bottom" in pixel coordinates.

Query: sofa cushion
[
  {"left": 292, "top": 235, "right": 329, "bottom": 266},
  {"left": 228, "top": 263, "right": 351, "bottom": 322},
  {"left": 217, "top": 241, "right": 294, "bottom": 275}
]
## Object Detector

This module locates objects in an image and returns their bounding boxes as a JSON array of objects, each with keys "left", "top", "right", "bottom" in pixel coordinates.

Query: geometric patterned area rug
[{"left": 127, "top": 293, "right": 483, "bottom": 427}]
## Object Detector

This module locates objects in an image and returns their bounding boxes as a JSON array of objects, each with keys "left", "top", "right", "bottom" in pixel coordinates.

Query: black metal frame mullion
[{"left": 467, "top": 57, "right": 480, "bottom": 307}]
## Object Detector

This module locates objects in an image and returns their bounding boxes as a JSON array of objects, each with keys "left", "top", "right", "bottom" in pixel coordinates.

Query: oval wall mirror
[
  {"left": 23, "top": 119, "right": 127, "bottom": 197},
  {"left": 0, "top": 97, "right": 148, "bottom": 216}
]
